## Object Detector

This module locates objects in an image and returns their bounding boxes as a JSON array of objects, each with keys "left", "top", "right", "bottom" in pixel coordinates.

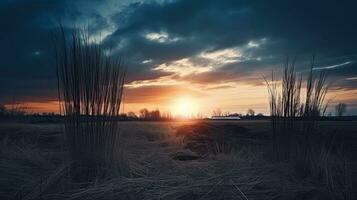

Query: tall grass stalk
[
  {"left": 264, "top": 57, "right": 328, "bottom": 161},
  {"left": 53, "top": 27, "right": 126, "bottom": 181},
  {"left": 264, "top": 58, "right": 303, "bottom": 161},
  {"left": 265, "top": 58, "right": 352, "bottom": 198}
]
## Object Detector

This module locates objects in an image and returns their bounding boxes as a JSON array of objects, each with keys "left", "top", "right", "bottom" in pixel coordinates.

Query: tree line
[{"left": 0, "top": 103, "right": 350, "bottom": 120}]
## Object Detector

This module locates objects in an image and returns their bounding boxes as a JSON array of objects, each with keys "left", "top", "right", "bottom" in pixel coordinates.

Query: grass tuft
[
  {"left": 53, "top": 26, "right": 126, "bottom": 181},
  {"left": 264, "top": 57, "right": 352, "bottom": 199}
]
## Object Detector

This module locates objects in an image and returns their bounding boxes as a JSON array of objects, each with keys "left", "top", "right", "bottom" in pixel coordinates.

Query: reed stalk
[
  {"left": 53, "top": 26, "right": 126, "bottom": 181},
  {"left": 264, "top": 57, "right": 351, "bottom": 198}
]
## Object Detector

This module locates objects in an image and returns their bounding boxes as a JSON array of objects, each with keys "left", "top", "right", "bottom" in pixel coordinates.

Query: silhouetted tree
[
  {"left": 139, "top": 108, "right": 162, "bottom": 120},
  {"left": 223, "top": 111, "right": 230, "bottom": 116},
  {"left": 127, "top": 112, "right": 137, "bottom": 118},
  {"left": 139, "top": 108, "right": 150, "bottom": 119},
  {"left": 335, "top": 103, "right": 347, "bottom": 116},
  {"left": 246, "top": 109, "right": 255, "bottom": 116},
  {"left": 150, "top": 109, "right": 161, "bottom": 120},
  {"left": 212, "top": 108, "right": 222, "bottom": 116},
  {"left": 162, "top": 111, "right": 172, "bottom": 120}
]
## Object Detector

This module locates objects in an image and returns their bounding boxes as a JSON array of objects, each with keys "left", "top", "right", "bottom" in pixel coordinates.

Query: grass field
[{"left": 0, "top": 120, "right": 356, "bottom": 200}]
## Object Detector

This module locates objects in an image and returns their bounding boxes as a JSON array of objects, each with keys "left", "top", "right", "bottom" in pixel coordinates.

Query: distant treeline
[
  {"left": 1, "top": 113, "right": 356, "bottom": 124},
  {"left": 0, "top": 106, "right": 172, "bottom": 123},
  {"left": 1, "top": 104, "right": 356, "bottom": 123}
]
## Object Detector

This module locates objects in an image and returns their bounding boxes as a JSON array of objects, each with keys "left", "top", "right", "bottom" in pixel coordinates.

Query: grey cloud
[{"left": 1, "top": 0, "right": 357, "bottom": 105}]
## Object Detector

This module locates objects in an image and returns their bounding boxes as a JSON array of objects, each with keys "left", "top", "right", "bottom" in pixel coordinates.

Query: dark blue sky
[{"left": 1, "top": 0, "right": 357, "bottom": 114}]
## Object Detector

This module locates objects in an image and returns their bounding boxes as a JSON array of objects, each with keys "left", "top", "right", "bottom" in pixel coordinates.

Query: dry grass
[
  {"left": 53, "top": 26, "right": 126, "bottom": 181},
  {"left": 264, "top": 58, "right": 353, "bottom": 199},
  {"left": 2, "top": 122, "right": 349, "bottom": 200}
]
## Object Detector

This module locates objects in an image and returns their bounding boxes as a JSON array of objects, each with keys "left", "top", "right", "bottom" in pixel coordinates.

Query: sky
[{"left": 0, "top": 0, "right": 357, "bottom": 116}]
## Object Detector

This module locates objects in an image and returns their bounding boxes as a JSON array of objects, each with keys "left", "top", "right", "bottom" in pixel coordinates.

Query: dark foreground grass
[
  {"left": 264, "top": 58, "right": 353, "bottom": 199},
  {"left": 0, "top": 122, "right": 355, "bottom": 200},
  {"left": 54, "top": 27, "right": 126, "bottom": 181}
]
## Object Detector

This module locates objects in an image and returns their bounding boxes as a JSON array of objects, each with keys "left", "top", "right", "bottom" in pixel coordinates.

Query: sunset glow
[
  {"left": 172, "top": 96, "right": 197, "bottom": 117},
  {"left": 1, "top": 1, "right": 357, "bottom": 198},
  {"left": 1, "top": 0, "right": 357, "bottom": 116}
]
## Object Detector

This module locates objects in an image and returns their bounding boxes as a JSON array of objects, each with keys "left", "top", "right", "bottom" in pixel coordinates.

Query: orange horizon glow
[
  {"left": 6, "top": 84, "right": 357, "bottom": 117},
  {"left": 171, "top": 96, "right": 198, "bottom": 117}
]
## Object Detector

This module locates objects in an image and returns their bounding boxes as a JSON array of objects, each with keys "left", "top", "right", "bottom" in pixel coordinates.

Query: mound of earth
[{"left": 176, "top": 122, "right": 266, "bottom": 155}]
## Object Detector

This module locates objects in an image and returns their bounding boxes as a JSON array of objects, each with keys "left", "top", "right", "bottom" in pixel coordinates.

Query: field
[{"left": 0, "top": 120, "right": 356, "bottom": 200}]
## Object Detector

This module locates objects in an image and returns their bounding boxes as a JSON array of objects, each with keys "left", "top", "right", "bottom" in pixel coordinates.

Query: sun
[{"left": 173, "top": 96, "right": 196, "bottom": 117}]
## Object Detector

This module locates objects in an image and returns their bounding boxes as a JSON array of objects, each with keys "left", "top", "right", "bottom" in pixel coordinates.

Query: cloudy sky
[{"left": 1, "top": 0, "right": 357, "bottom": 116}]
